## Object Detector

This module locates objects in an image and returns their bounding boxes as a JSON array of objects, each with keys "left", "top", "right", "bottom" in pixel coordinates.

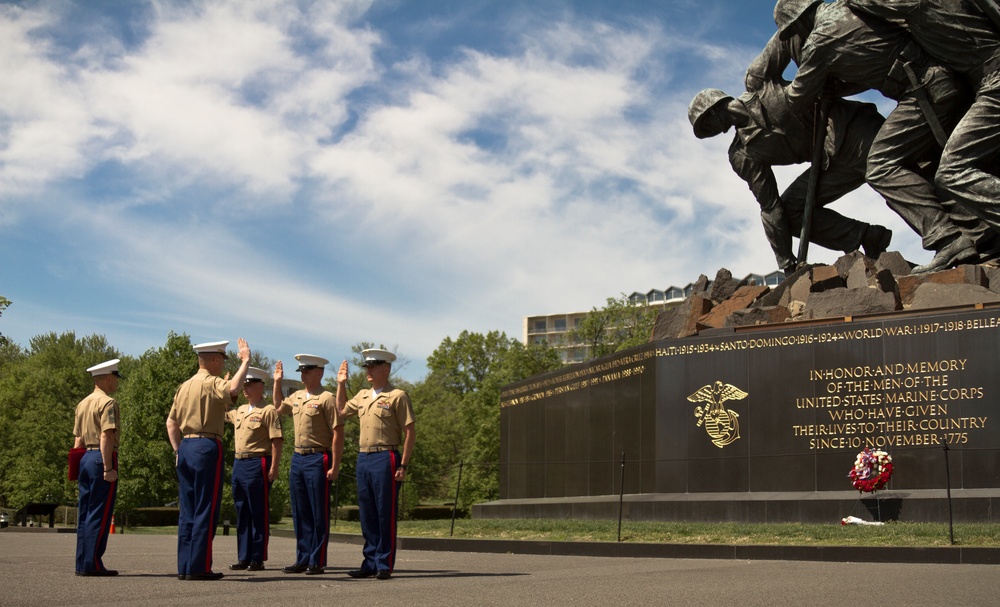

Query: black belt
[
  {"left": 360, "top": 445, "right": 397, "bottom": 453},
  {"left": 235, "top": 452, "right": 267, "bottom": 459},
  {"left": 86, "top": 447, "right": 100, "bottom": 451},
  {"left": 295, "top": 447, "right": 329, "bottom": 455},
  {"left": 183, "top": 433, "right": 221, "bottom": 441}
]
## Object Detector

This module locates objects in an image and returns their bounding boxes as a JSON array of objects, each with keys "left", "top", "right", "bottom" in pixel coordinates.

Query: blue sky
[{"left": 0, "top": 0, "right": 917, "bottom": 381}]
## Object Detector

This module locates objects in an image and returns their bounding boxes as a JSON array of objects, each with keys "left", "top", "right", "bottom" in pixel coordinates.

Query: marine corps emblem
[{"left": 688, "top": 381, "right": 748, "bottom": 448}]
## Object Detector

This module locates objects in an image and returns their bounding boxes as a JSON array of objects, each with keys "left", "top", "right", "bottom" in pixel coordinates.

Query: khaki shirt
[
  {"left": 167, "top": 369, "right": 234, "bottom": 437},
  {"left": 282, "top": 390, "right": 340, "bottom": 450},
  {"left": 73, "top": 387, "right": 120, "bottom": 449},
  {"left": 226, "top": 403, "right": 282, "bottom": 454},
  {"left": 343, "top": 383, "right": 415, "bottom": 449}
]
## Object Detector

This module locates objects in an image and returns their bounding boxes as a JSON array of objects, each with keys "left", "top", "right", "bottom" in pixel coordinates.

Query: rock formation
[{"left": 650, "top": 253, "right": 1000, "bottom": 341}]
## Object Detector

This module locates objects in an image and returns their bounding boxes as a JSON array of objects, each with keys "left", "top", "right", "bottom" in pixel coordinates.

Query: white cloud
[
  {"left": 0, "top": 0, "right": 933, "bottom": 381},
  {"left": 0, "top": 5, "right": 97, "bottom": 202}
]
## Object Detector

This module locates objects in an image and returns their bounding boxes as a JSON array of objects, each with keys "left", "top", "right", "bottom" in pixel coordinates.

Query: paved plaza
[{"left": 0, "top": 532, "right": 996, "bottom": 606}]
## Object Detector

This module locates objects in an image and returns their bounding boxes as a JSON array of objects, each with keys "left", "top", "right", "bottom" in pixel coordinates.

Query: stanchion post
[
  {"left": 944, "top": 443, "right": 955, "bottom": 545},
  {"left": 450, "top": 461, "right": 464, "bottom": 538},
  {"left": 332, "top": 480, "right": 340, "bottom": 527},
  {"left": 617, "top": 451, "right": 626, "bottom": 543}
]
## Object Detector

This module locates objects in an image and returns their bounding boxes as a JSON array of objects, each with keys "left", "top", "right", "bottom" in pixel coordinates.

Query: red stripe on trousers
[
  {"left": 94, "top": 453, "right": 117, "bottom": 572},
  {"left": 205, "top": 439, "right": 223, "bottom": 573},
  {"left": 260, "top": 456, "right": 270, "bottom": 561},
  {"left": 320, "top": 452, "right": 330, "bottom": 567},
  {"left": 389, "top": 451, "right": 398, "bottom": 573}
]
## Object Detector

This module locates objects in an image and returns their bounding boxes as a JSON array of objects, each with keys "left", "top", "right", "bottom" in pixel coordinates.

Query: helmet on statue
[
  {"left": 688, "top": 88, "right": 734, "bottom": 139},
  {"left": 774, "top": 0, "right": 822, "bottom": 40}
]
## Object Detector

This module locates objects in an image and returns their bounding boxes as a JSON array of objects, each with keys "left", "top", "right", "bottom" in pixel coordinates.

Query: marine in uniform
[
  {"left": 273, "top": 354, "right": 343, "bottom": 575},
  {"left": 226, "top": 366, "right": 283, "bottom": 571},
  {"left": 166, "top": 338, "right": 251, "bottom": 581},
  {"left": 336, "top": 349, "right": 415, "bottom": 580},
  {"left": 72, "top": 358, "right": 122, "bottom": 576}
]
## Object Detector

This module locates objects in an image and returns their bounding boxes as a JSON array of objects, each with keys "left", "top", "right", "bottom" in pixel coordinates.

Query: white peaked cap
[
  {"left": 245, "top": 367, "right": 269, "bottom": 383},
  {"left": 294, "top": 354, "right": 329, "bottom": 371},
  {"left": 361, "top": 348, "right": 397, "bottom": 366},
  {"left": 87, "top": 359, "right": 121, "bottom": 377},
  {"left": 194, "top": 340, "right": 229, "bottom": 355}
]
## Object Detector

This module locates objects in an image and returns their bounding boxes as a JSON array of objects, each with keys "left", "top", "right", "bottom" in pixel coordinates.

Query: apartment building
[{"left": 523, "top": 271, "right": 785, "bottom": 364}]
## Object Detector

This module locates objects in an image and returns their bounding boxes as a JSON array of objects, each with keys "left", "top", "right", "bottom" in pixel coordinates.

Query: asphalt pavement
[{"left": 0, "top": 531, "right": 996, "bottom": 607}]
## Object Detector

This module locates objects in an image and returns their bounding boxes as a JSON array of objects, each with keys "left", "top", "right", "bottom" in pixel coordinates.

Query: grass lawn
[{"left": 123, "top": 518, "right": 1000, "bottom": 547}]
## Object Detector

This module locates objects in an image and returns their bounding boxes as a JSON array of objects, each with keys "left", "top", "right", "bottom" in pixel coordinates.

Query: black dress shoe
[
  {"left": 376, "top": 570, "right": 391, "bottom": 580},
  {"left": 187, "top": 572, "right": 224, "bottom": 581},
  {"left": 347, "top": 568, "right": 376, "bottom": 578},
  {"left": 229, "top": 561, "right": 249, "bottom": 570},
  {"left": 178, "top": 574, "right": 186, "bottom": 580},
  {"left": 282, "top": 563, "right": 307, "bottom": 573},
  {"left": 78, "top": 569, "right": 118, "bottom": 576},
  {"left": 304, "top": 566, "right": 325, "bottom": 575},
  {"left": 247, "top": 561, "right": 265, "bottom": 571}
]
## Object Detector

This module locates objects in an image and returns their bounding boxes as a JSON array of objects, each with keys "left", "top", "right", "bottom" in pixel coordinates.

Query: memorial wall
[{"left": 479, "top": 305, "right": 1000, "bottom": 523}]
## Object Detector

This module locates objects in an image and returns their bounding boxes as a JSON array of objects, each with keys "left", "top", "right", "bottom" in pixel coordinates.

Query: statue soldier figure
[
  {"left": 689, "top": 36, "right": 891, "bottom": 274},
  {"left": 775, "top": 0, "right": 1000, "bottom": 273},
  {"left": 845, "top": 0, "right": 1000, "bottom": 255}
]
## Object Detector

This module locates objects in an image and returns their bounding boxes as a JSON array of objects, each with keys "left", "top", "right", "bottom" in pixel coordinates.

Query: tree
[
  {"left": 408, "top": 380, "right": 464, "bottom": 504},
  {"left": 114, "top": 332, "right": 197, "bottom": 519},
  {"left": 0, "top": 332, "right": 119, "bottom": 509},
  {"left": 0, "top": 295, "right": 10, "bottom": 347},
  {"left": 419, "top": 331, "right": 562, "bottom": 506},
  {"left": 570, "top": 293, "right": 658, "bottom": 360}
]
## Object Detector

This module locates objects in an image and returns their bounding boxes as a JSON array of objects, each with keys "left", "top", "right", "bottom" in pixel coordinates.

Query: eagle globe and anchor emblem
[{"left": 688, "top": 381, "right": 748, "bottom": 448}]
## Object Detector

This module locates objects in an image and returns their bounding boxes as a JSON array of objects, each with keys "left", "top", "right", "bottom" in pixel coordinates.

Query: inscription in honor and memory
[{"left": 796, "top": 359, "right": 987, "bottom": 450}]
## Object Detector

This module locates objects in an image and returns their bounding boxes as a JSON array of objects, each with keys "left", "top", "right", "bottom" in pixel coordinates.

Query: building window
[
  {"left": 554, "top": 318, "right": 567, "bottom": 331},
  {"left": 532, "top": 319, "right": 547, "bottom": 333}
]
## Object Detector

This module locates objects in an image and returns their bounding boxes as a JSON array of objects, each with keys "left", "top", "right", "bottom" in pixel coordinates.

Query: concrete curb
[
  {"left": 8, "top": 527, "right": 996, "bottom": 563},
  {"left": 291, "top": 531, "right": 1000, "bottom": 565}
]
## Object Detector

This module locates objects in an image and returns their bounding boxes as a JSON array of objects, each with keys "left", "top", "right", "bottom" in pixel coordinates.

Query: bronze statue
[
  {"left": 688, "top": 43, "right": 891, "bottom": 274},
  {"left": 774, "top": 0, "right": 1000, "bottom": 273},
  {"left": 845, "top": 0, "right": 1000, "bottom": 262}
]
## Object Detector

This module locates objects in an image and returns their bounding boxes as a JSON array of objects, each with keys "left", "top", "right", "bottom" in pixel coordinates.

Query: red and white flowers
[{"left": 848, "top": 448, "right": 893, "bottom": 493}]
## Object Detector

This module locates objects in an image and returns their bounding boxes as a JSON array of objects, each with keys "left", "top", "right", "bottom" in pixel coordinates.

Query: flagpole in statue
[{"left": 797, "top": 93, "right": 831, "bottom": 265}]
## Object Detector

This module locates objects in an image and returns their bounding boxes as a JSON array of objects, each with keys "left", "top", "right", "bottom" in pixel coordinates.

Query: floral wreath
[{"left": 848, "top": 448, "right": 893, "bottom": 493}]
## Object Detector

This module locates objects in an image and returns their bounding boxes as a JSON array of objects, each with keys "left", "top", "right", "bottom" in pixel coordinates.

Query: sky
[{"left": 0, "top": 0, "right": 920, "bottom": 382}]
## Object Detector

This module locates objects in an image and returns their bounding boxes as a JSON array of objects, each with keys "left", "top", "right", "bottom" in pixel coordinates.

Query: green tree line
[
  {"left": 0, "top": 291, "right": 649, "bottom": 521},
  {"left": 0, "top": 325, "right": 562, "bottom": 521}
]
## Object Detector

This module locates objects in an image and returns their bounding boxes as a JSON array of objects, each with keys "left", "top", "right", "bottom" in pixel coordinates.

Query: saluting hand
[
  {"left": 237, "top": 337, "right": 250, "bottom": 362},
  {"left": 274, "top": 360, "right": 283, "bottom": 383},
  {"left": 337, "top": 360, "right": 349, "bottom": 384}
]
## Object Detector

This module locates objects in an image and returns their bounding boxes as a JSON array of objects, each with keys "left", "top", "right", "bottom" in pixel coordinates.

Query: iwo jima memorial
[{"left": 477, "top": 0, "right": 1000, "bottom": 524}]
